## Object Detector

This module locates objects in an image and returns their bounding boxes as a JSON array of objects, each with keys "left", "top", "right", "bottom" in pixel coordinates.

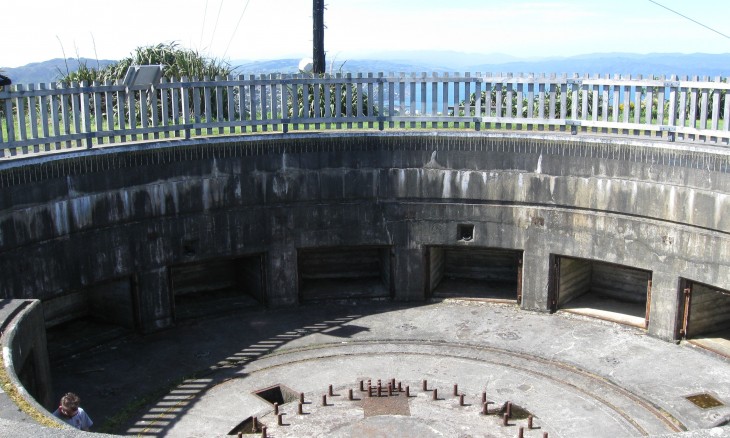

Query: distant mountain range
[{"left": 2, "top": 52, "right": 728, "bottom": 85}]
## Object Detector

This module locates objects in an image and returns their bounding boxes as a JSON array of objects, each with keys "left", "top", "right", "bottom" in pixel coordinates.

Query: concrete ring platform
[{"left": 51, "top": 301, "right": 730, "bottom": 437}]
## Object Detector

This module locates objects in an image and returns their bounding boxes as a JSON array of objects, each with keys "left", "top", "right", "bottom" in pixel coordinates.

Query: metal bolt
[
  {"left": 432, "top": 388, "right": 438, "bottom": 400},
  {"left": 377, "top": 385, "right": 382, "bottom": 397},
  {"left": 322, "top": 394, "right": 327, "bottom": 406},
  {"left": 398, "top": 382, "right": 403, "bottom": 392},
  {"left": 518, "top": 427, "right": 524, "bottom": 438},
  {"left": 348, "top": 389, "right": 354, "bottom": 400},
  {"left": 482, "top": 402, "right": 488, "bottom": 415},
  {"left": 528, "top": 415, "right": 533, "bottom": 429},
  {"left": 482, "top": 392, "right": 486, "bottom": 404},
  {"left": 277, "top": 414, "right": 283, "bottom": 426},
  {"left": 543, "top": 433, "right": 549, "bottom": 438},
  {"left": 261, "top": 426, "right": 267, "bottom": 438},
  {"left": 454, "top": 384, "right": 459, "bottom": 396},
  {"left": 423, "top": 379, "right": 428, "bottom": 391},
  {"left": 252, "top": 417, "right": 258, "bottom": 432},
  {"left": 360, "top": 380, "right": 364, "bottom": 391},
  {"left": 507, "top": 401, "right": 512, "bottom": 418},
  {"left": 459, "top": 394, "right": 465, "bottom": 406},
  {"left": 388, "top": 383, "right": 393, "bottom": 396},
  {"left": 329, "top": 384, "right": 335, "bottom": 396},
  {"left": 298, "top": 402, "right": 303, "bottom": 415},
  {"left": 299, "top": 392, "right": 304, "bottom": 404},
  {"left": 238, "top": 432, "right": 243, "bottom": 438},
  {"left": 377, "top": 379, "right": 381, "bottom": 388},
  {"left": 503, "top": 413, "right": 509, "bottom": 426},
  {"left": 274, "top": 402, "right": 279, "bottom": 415},
  {"left": 391, "top": 378, "right": 396, "bottom": 388}
]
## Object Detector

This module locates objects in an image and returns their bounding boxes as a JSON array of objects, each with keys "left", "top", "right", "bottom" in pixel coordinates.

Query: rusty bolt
[
  {"left": 348, "top": 389, "right": 353, "bottom": 400},
  {"left": 299, "top": 392, "right": 304, "bottom": 404},
  {"left": 377, "top": 379, "right": 381, "bottom": 388},
  {"left": 274, "top": 402, "right": 279, "bottom": 415},
  {"left": 238, "top": 432, "right": 243, "bottom": 438},
  {"left": 482, "top": 402, "right": 488, "bottom": 415},
  {"left": 503, "top": 413, "right": 509, "bottom": 426},
  {"left": 506, "top": 401, "right": 512, "bottom": 418},
  {"left": 432, "top": 388, "right": 438, "bottom": 401},
  {"left": 422, "top": 379, "right": 428, "bottom": 391},
  {"left": 543, "top": 433, "right": 548, "bottom": 438},
  {"left": 277, "top": 414, "right": 283, "bottom": 426},
  {"left": 322, "top": 394, "right": 327, "bottom": 406},
  {"left": 482, "top": 391, "right": 487, "bottom": 404},
  {"left": 377, "top": 385, "right": 382, "bottom": 397},
  {"left": 252, "top": 417, "right": 258, "bottom": 432},
  {"left": 297, "top": 402, "right": 303, "bottom": 415},
  {"left": 518, "top": 426, "right": 524, "bottom": 438},
  {"left": 453, "top": 384, "right": 459, "bottom": 396},
  {"left": 388, "top": 383, "right": 393, "bottom": 396},
  {"left": 261, "top": 426, "right": 267, "bottom": 438},
  {"left": 528, "top": 415, "right": 533, "bottom": 429},
  {"left": 405, "top": 385, "right": 410, "bottom": 397},
  {"left": 459, "top": 394, "right": 465, "bottom": 406},
  {"left": 391, "top": 378, "right": 396, "bottom": 388},
  {"left": 360, "top": 380, "right": 365, "bottom": 391},
  {"left": 398, "top": 381, "right": 403, "bottom": 392},
  {"left": 329, "top": 384, "right": 334, "bottom": 396}
]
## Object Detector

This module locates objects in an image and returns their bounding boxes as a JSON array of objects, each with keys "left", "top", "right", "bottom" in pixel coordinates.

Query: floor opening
[
  {"left": 298, "top": 246, "right": 392, "bottom": 301},
  {"left": 44, "top": 277, "right": 136, "bottom": 360},
  {"left": 553, "top": 256, "right": 651, "bottom": 328},
  {"left": 427, "top": 247, "right": 523, "bottom": 302},
  {"left": 171, "top": 254, "right": 266, "bottom": 320},
  {"left": 678, "top": 279, "right": 730, "bottom": 358}
]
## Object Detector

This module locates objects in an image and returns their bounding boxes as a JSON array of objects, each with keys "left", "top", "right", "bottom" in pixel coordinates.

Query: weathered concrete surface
[
  {"left": 0, "top": 132, "right": 728, "bottom": 342},
  {"left": 42, "top": 301, "right": 730, "bottom": 437}
]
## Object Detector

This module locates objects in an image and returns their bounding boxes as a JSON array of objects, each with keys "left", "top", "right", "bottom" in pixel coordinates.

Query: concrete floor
[
  {"left": 48, "top": 301, "right": 730, "bottom": 437},
  {"left": 559, "top": 294, "right": 647, "bottom": 328}
]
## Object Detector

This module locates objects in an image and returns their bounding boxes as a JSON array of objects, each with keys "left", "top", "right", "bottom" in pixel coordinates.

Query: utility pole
[{"left": 313, "top": 0, "right": 325, "bottom": 74}]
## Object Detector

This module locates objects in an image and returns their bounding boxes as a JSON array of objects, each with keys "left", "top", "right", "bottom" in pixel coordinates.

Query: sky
[{"left": 2, "top": 0, "right": 729, "bottom": 68}]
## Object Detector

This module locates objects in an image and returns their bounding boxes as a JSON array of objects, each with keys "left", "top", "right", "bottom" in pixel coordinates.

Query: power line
[
  {"left": 647, "top": 0, "right": 730, "bottom": 40},
  {"left": 208, "top": 0, "right": 226, "bottom": 53},
  {"left": 222, "top": 0, "right": 252, "bottom": 60},
  {"left": 199, "top": 0, "right": 210, "bottom": 50}
]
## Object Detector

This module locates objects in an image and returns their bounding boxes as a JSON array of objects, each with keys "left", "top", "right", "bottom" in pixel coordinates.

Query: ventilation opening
[
  {"left": 44, "top": 277, "right": 135, "bottom": 359},
  {"left": 554, "top": 256, "right": 650, "bottom": 328},
  {"left": 428, "top": 247, "right": 523, "bottom": 302},
  {"left": 457, "top": 224, "right": 474, "bottom": 241},
  {"left": 298, "top": 246, "right": 392, "bottom": 301},
  {"left": 171, "top": 254, "right": 266, "bottom": 320},
  {"left": 253, "top": 384, "right": 300, "bottom": 406},
  {"left": 678, "top": 279, "right": 730, "bottom": 357}
]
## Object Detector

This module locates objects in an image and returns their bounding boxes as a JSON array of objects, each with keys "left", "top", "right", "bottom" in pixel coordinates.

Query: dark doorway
[
  {"left": 298, "top": 246, "right": 392, "bottom": 301},
  {"left": 553, "top": 256, "right": 651, "bottom": 328},
  {"left": 170, "top": 254, "right": 266, "bottom": 320},
  {"left": 427, "top": 247, "right": 523, "bottom": 302}
]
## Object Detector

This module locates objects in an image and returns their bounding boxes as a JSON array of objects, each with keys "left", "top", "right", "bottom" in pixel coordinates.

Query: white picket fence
[{"left": 1, "top": 72, "right": 728, "bottom": 158}]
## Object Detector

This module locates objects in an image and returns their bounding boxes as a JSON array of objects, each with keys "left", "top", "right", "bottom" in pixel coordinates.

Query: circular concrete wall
[{"left": 0, "top": 132, "right": 728, "bottom": 340}]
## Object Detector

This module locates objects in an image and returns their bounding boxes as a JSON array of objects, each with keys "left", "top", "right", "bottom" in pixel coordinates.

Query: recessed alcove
[
  {"left": 297, "top": 246, "right": 393, "bottom": 301},
  {"left": 554, "top": 256, "right": 651, "bottom": 328},
  {"left": 170, "top": 255, "right": 267, "bottom": 320},
  {"left": 427, "top": 247, "right": 523, "bottom": 301},
  {"left": 43, "top": 277, "right": 136, "bottom": 359},
  {"left": 677, "top": 279, "right": 730, "bottom": 353}
]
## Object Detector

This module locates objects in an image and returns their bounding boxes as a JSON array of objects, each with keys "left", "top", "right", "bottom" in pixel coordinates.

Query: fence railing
[{"left": 1, "top": 72, "right": 728, "bottom": 158}]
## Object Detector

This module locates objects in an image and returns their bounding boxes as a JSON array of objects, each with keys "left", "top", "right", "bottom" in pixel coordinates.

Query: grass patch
[{"left": 0, "top": 354, "right": 61, "bottom": 428}]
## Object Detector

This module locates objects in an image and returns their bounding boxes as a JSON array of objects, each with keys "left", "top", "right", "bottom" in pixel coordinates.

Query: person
[{"left": 52, "top": 392, "right": 93, "bottom": 431}]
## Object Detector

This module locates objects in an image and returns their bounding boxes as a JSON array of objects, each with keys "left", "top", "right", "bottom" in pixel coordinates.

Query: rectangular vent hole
[
  {"left": 686, "top": 393, "right": 724, "bottom": 409},
  {"left": 227, "top": 416, "right": 264, "bottom": 435},
  {"left": 457, "top": 224, "right": 474, "bottom": 242},
  {"left": 253, "top": 384, "right": 299, "bottom": 406}
]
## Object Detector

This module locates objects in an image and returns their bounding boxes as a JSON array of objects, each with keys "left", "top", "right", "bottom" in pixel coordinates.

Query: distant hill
[
  {"left": 3, "top": 53, "right": 728, "bottom": 85},
  {"left": 1, "top": 58, "right": 116, "bottom": 85}
]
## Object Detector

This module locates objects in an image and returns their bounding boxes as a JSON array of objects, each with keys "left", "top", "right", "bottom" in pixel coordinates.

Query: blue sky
[{"left": 3, "top": 0, "right": 729, "bottom": 67}]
